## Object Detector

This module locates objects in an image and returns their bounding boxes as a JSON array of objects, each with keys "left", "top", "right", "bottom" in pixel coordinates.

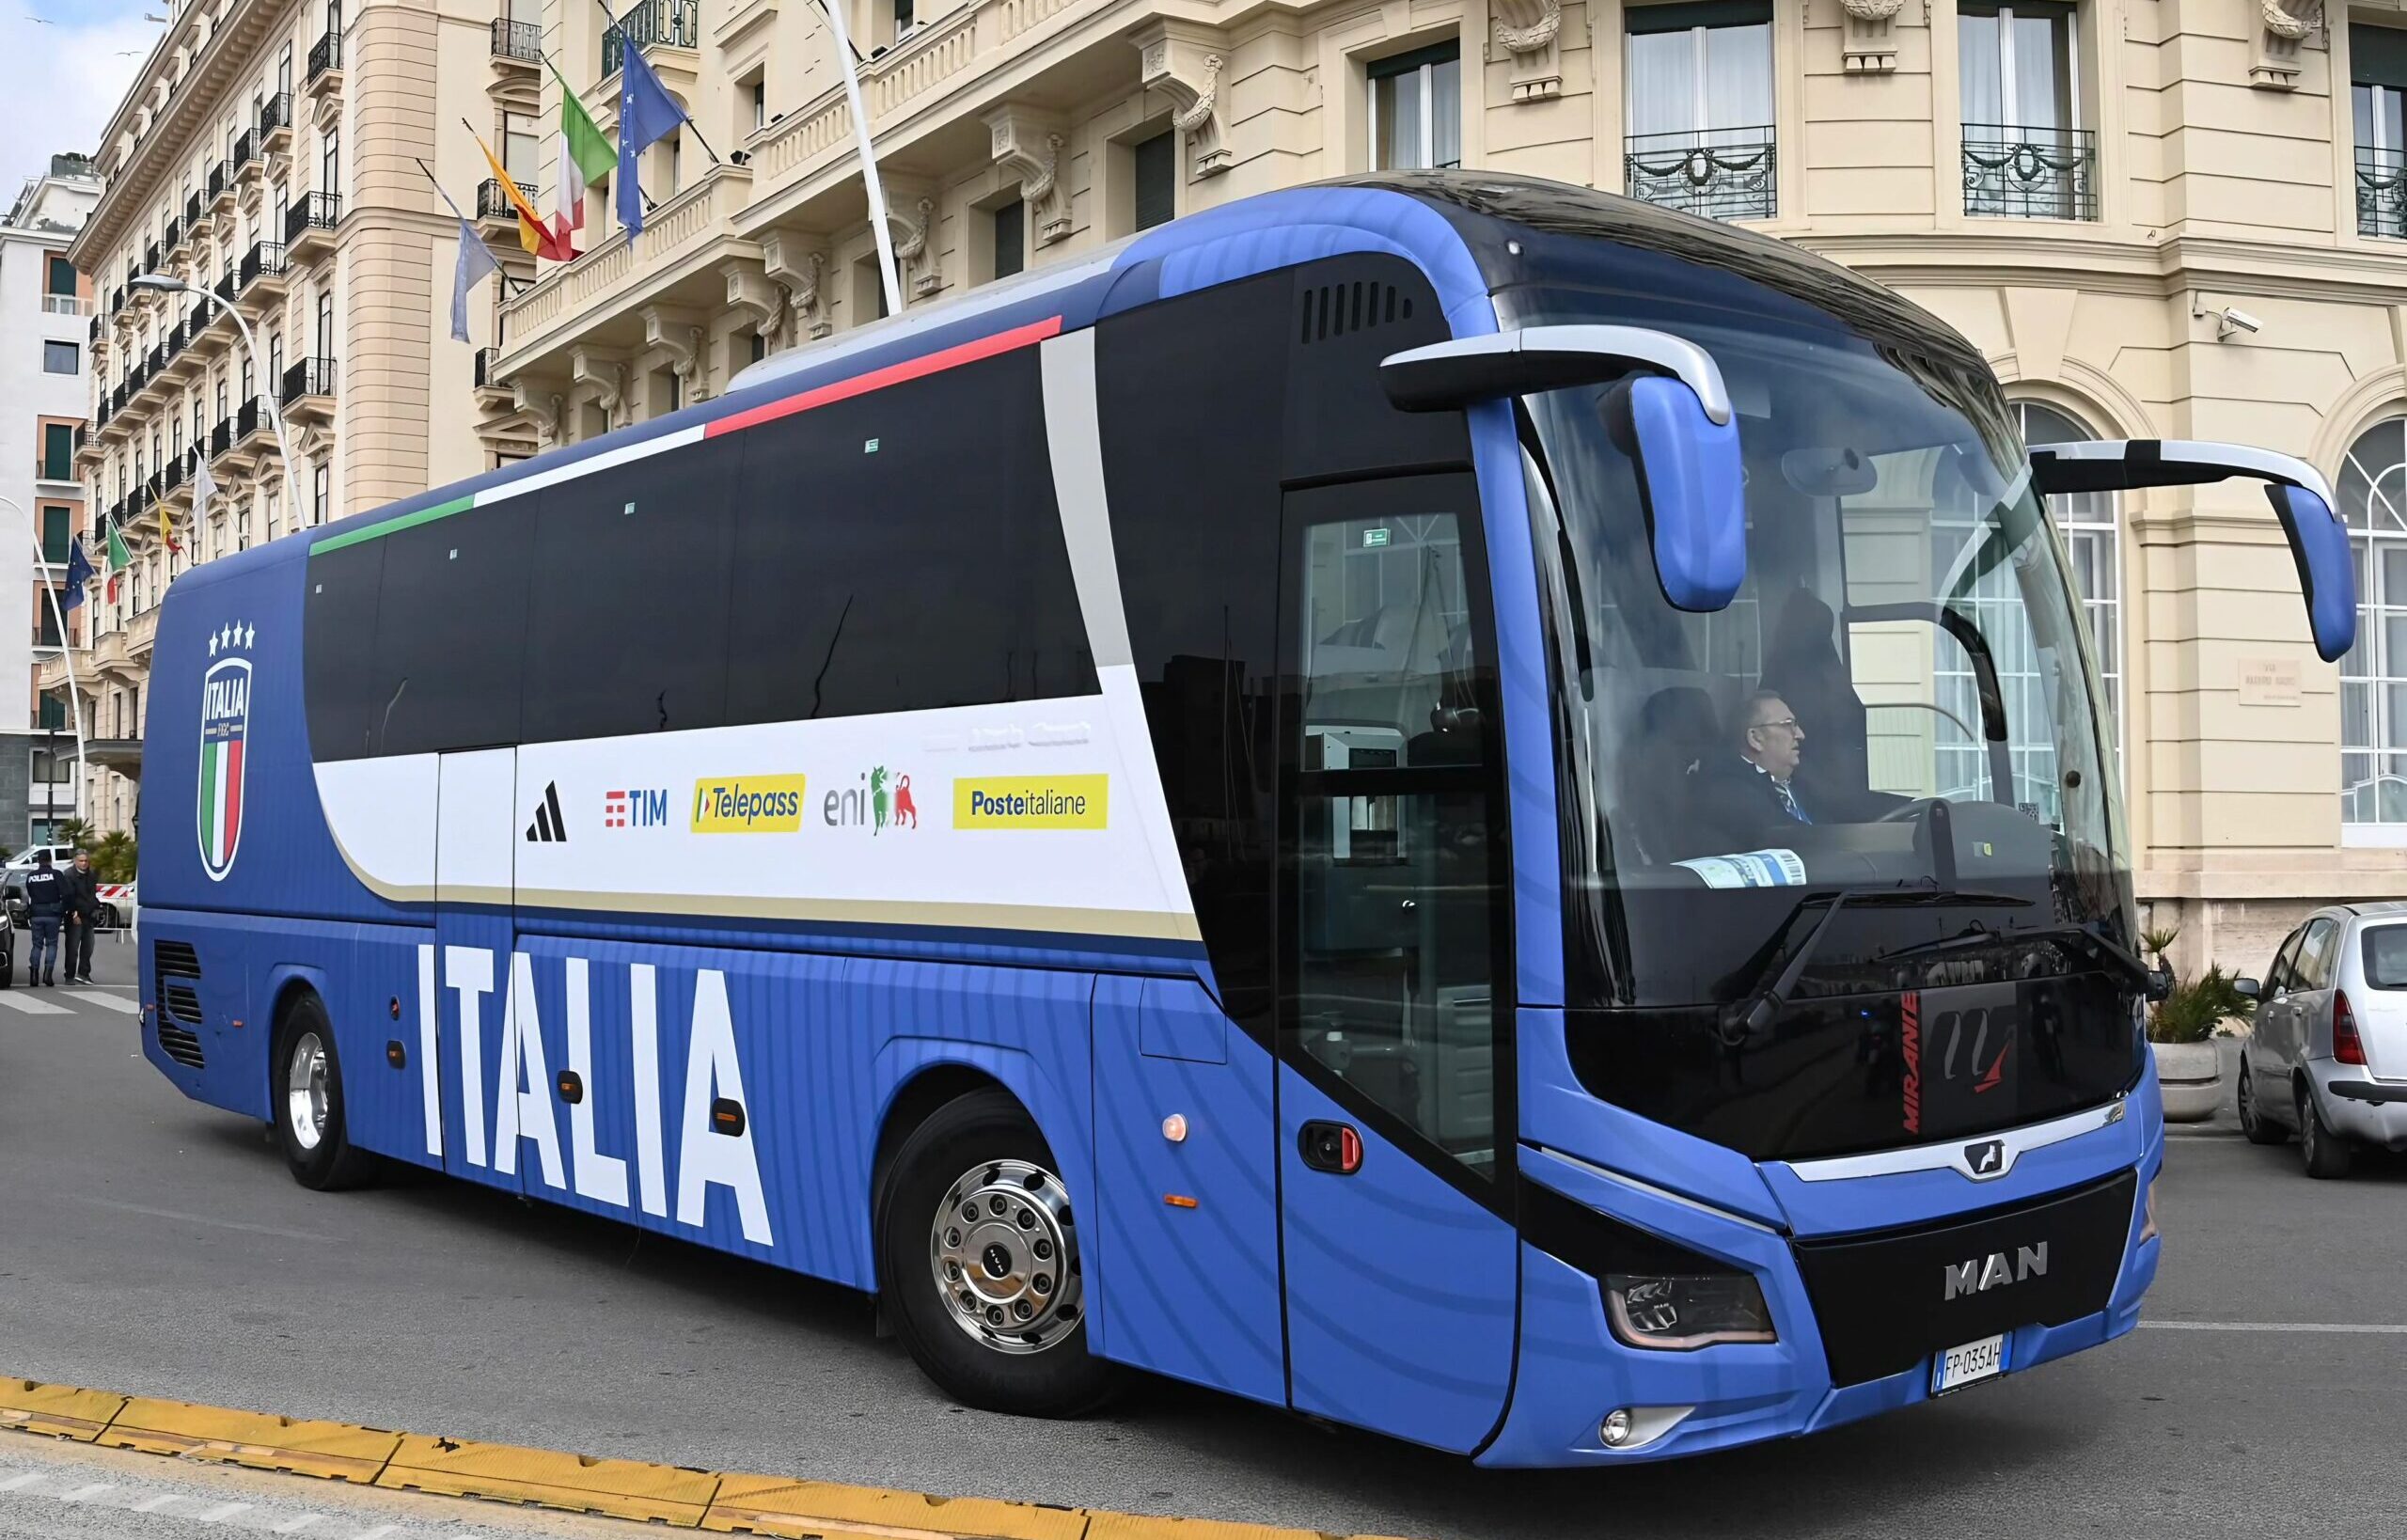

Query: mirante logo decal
[
  {"left": 197, "top": 621, "right": 256, "bottom": 882},
  {"left": 953, "top": 775, "right": 1109, "bottom": 830},
  {"left": 691, "top": 775, "right": 808, "bottom": 833}
]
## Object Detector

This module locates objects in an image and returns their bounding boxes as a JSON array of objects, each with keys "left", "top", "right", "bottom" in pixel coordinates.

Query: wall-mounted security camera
[{"left": 2217, "top": 307, "right": 2262, "bottom": 339}]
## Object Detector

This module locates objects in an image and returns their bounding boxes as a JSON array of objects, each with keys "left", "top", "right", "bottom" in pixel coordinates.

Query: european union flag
[
  {"left": 63, "top": 537, "right": 92, "bottom": 609},
  {"left": 615, "top": 37, "right": 685, "bottom": 242}
]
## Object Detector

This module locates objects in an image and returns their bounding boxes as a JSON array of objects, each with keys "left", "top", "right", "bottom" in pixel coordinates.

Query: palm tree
[
  {"left": 92, "top": 831, "right": 136, "bottom": 884},
  {"left": 53, "top": 817, "right": 94, "bottom": 854}
]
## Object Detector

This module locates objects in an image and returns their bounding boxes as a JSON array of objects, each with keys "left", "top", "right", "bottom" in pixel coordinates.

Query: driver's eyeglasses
[{"left": 1754, "top": 717, "right": 1801, "bottom": 735}]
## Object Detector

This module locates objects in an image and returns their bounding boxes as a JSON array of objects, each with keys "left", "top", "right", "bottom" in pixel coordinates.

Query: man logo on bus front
[{"left": 197, "top": 621, "right": 256, "bottom": 883}]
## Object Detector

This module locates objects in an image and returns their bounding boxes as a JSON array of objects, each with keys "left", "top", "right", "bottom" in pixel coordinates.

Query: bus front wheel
[
  {"left": 272, "top": 995, "right": 375, "bottom": 1191},
  {"left": 878, "top": 1089, "right": 1119, "bottom": 1417}
]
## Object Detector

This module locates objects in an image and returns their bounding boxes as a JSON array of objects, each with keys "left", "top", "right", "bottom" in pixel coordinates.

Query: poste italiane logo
[
  {"left": 953, "top": 776, "right": 1109, "bottom": 830},
  {"left": 691, "top": 775, "right": 809, "bottom": 833},
  {"left": 198, "top": 620, "right": 257, "bottom": 882}
]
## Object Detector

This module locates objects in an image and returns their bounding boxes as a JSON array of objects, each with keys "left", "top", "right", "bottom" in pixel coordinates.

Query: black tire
[
  {"left": 2299, "top": 1082, "right": 2353, "bottom": 1180},
  {"left": 876, "top": 1089, "right": 1119, "bottom": 1418},
  {"left": 271, "top": 995, "right": 376, "bottom": 1191},
  {"left": 2237, "top": 1060, "right": 2287, "bottom": 1145}
]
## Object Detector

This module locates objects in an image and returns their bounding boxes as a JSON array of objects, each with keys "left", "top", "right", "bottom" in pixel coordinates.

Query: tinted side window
[
  {"left": 2268, "top": 929, "right": 2305, "bottom": 991},
  {"left": 1097, "top": 273, "right": 1290, "bottom": 1036},
  {"left": 304, "top": 538, "right": 386, "bottom": 762},
  {"left": 2364, "top": 926, "right": 2407, "bottom": 990},
  {"left": 370, "top": 503, "right": 535, "bottom": 755},
  {"left": 2296, "top": 919, "right": 2340, "bottom": 991},
  {"left": 524, "top": 443, "right": 734, "bottom": 741},
  {"left": 725, "top": 348, "right": 1095, "bottom": 724}
]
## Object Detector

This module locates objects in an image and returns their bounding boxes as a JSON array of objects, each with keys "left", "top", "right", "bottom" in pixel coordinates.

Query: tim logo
[
  {"left": 605, "top": 788, "right": 670, "bottom": 829},
  {"left": 197, "top": 621, "right": 255, "bottom": 883}
]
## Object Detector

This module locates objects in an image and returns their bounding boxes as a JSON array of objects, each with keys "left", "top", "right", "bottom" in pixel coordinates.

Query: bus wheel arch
[
  {"left": 870, "top": 1069, "right": 1119, "bottom": 1417},
  {"left": 267, "top": 977, "right": 375, "bottom": 1192}
]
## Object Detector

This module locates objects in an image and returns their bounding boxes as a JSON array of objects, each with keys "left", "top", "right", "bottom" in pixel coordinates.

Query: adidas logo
[{"left": 526, "top": 781, "right": 568, "bottom": 843}]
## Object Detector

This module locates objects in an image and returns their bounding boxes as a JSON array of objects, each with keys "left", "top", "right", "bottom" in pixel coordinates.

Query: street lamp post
[
  {"left": 0, "top": 493, "right": 87, "bottom": 826},
  {"left": 129, "top": 275, "right": 308, "bottom": 530}
]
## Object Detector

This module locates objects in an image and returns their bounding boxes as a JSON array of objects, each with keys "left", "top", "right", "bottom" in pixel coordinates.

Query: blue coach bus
[{"left": 141, "top": 174, "right": 2352, "bottom": 1464}]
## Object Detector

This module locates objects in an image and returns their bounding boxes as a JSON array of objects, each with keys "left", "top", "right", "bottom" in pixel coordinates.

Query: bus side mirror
[
  {"left": 2029, "top": 439, "right": 2356, "bottom": 661},
  {"left": 1380, "top": 325, "right": 1746, "bottom": 612}
]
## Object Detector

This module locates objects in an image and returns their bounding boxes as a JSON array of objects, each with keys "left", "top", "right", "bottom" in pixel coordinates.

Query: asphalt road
[{"left": 4, "top": 961, "right": 2403, "bottom": 1540}]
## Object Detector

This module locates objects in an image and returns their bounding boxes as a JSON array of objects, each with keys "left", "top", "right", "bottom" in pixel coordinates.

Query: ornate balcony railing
[
  {"left": 229, "top": 130, "right": 260, "bottom": 176},
  {"left": 474, "top": 346, "right": 500, "bottom": 387},
  {"left": 308, "top": 31, "right": 342, "bottom": 85},
  {"left": 477, "top": 178, "right": 536, "bottom": 220},
  {"left": 184, "top": 192, "right": 204, "bottom": 230},
  {"left": 210, "top": 418, "right": 232, "bottom": 461},
  {"left": 259, "top": 91, "right": 293, "bottom": 140},
  {"left": 239, "top": 241, "right": 288, "bottom": 291},
  {"left": 2358, "top": 145, "right": 2407, "bottom": 241},
  {"left": 1624, "top": 129, "right": 1776, "bottom": 222},
  {"left": 1962, "top": 124, "right": 2097, "bottom": 221},
  {"left": 603, "top": 0, "right": 699, "bottom": 77},
  {"left": 493, "top": 18, "right": 543, "bottom": 62},
  {"left": 286, "top": 191, "right": 342, "bottom": 245},
  {"left": 206, "top": 161, "right": 228, "bottom": 201},
  {"left": 282, "top": 356, "right": 337, "bottom": 408}
]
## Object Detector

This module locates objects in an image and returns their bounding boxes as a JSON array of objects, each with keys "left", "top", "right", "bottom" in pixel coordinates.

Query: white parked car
[{"left": 2237, "top": 903, "right": 2407, "bottom": 1177}]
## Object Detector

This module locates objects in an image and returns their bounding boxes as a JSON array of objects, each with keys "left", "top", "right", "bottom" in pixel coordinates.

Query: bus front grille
[{"left": 153, "top": 940, "right": 205, "bottom": 1069}]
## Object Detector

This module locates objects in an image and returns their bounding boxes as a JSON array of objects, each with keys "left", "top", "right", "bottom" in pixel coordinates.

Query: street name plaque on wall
[{"left": 2238, "top": 656, "right": 2303, "bottom": 707}]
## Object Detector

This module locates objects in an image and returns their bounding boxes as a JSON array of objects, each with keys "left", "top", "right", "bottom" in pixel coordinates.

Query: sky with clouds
[{"left": 1, "top": 3, "right": 163, "bottom": 203}]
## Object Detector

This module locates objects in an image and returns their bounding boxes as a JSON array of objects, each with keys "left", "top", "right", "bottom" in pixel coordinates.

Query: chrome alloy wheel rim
[
  {"left": 928, "top": 1158, "right": 1082, "bottom": 1355},
  {"left": 287, "top": 1030, "right": 329, "bottom": 1153}
]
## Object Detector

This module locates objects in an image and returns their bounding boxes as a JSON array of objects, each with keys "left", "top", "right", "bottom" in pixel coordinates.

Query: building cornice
[
  {"left": 1801, "top": 229, "right": 2407, "bottom": 306},
  {"left": 71, "top": 0, "right": 304, "bottom": 268}
]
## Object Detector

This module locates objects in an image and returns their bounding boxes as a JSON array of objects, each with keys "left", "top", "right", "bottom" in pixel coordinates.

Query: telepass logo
[{"left": 197, "top": 621, "right": 256, "bottom": 882}]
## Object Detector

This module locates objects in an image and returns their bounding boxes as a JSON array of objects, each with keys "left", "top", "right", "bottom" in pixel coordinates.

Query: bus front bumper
[{"left": 1477, "top": 1086, "right": 2163, "bottom": 1467}]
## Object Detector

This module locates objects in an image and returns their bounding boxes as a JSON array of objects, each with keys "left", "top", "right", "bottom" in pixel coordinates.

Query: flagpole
[
  {"left": 543, "top": 52, "right": 655, "bottom": 213},
  {"left": 2, "top": 494, "right": 87, "bottom": 825},
  {"left": 811, "top": 0, "right": 902, "bottom": 315}
]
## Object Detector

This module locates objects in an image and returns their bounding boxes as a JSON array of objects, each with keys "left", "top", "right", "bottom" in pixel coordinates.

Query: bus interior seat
[{"left": 1618, "top": 686, "right": 1721, "bottom": 862}]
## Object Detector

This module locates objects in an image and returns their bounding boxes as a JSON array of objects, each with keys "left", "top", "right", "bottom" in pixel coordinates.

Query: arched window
[
  {"left": 2338, "top": 416, "right": 2407, "bottom": 826},
  {"left": 2013, "top": 400, "right": 2122, "bottom": 749}
]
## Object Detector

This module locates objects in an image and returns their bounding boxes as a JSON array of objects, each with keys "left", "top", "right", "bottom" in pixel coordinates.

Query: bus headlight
[{"left": 1605, "top": 1272, "right": 1777, "bottom": 1349}]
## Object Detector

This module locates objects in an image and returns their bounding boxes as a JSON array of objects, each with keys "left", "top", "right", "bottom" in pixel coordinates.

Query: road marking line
[
  {"left": 132, "top": 1493, "right": 185, "bottom": 1512},
  {"left": 73, "top": 1196, "right": 326, "bottom": 1243},
  {"left": 0, "top": 994, "right": 69, "bottom": 1014},
  {"left": 2141, "top": 1320, "right": 2407, "bottom": 1334},
  {"left": 64, "top": 991, "right": 139, "bottom": 1014},
  {"left": 196, "top": 1500, "right": 255, "bottom": 1521},
  {"left": 348, "top": 1525, "right": 400, "bottom": 1540},
  {"left": 56, "top": 1482, "right": 113, "bottom": 1501},
  {"left": 268, "top": 1516, "right": 322, "bottom": 1533},
  {"left": 0, "top": 1472, "right": 46, "bottom": 1491}
]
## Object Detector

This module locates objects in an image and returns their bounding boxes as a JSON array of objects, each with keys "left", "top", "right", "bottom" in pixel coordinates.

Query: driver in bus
[{"left": 1691, "top": 689, "right": 1813, "bottom": 853}]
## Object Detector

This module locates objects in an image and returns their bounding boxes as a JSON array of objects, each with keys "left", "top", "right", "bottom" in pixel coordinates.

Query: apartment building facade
[
  {"left": 471, "top": 0, "right": 2407, "bottom": 975},
  {"left": 0, "top": 157, "right": 99, "bottom": 849},
  {"left": 57, "top": 0, "right": 539, "bottom": 836}
]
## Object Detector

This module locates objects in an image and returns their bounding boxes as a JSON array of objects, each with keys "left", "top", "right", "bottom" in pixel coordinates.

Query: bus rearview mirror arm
[
  {"left": 2029, "top": 440, "right": 2356, "bottom": 661},
  {"left": 1381, "top": 327, "right": 1747, "bottom": 613}
]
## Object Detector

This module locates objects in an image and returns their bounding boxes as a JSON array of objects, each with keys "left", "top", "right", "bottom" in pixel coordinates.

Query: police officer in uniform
[{"left": 24, "top": 851, "right": 65, "bottom": 987}]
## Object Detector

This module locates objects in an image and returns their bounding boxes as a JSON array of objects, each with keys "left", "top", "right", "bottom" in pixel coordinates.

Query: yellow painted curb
[
  {"left": 101, "top": 1396, "right": 401, "bottom": 1482},
  {"left": 0, "top": 1380, "right": 124, "bottom": 1443},
  {"left": 0, "top": 1375, "right": 1416, "bottom": 1540},
  {"left": 376, "top": 1433, "right": 718, "bottom": 1526},
  {"left": 705, "top": 1472, "right": 1086, "bottom": 1540}
]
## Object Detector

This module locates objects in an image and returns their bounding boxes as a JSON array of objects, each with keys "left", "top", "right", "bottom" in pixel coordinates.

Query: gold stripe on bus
[{"left": 513, "top": 888, "right": 1204, "bottom": 944}]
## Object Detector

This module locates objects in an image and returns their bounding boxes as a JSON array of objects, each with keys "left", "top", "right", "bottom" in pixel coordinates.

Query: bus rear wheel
[
  {"left": 878, "top": 1090, "right": 1119, "bottom": 1417},
  {"left": 273, "top": 996, "right": 375, "bottom": 1191}
]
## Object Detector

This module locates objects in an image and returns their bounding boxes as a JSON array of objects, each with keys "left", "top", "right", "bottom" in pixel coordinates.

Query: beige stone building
[
  {"left": 473, "top": 0, "right": 2407, "bottom": 976},
  {"left": 56, "top": 0, "right": 545, "bottom": 834}
]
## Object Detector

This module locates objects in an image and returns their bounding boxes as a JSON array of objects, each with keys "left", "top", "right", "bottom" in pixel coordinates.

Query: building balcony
[
  {"left": 207, "top": 159, "right": 234, "bottom": 214},
  {"left": 225, "top": 396, "right": 276, "bottom": 469},
  {"left": 163, "top": 213, "right": 186, "bottom": 257},
  {"left": 1625, "top": 129, "right": 1777, "bottom": 223},
  {"left": 492, "top": 17, "right": 543, "bottom": 66},
  {"left": 602, "top": 0, "right": 700, "bottom": 82},
  {"left": 307, "top": 32, "right": 344, "bottom": 124},
  {"left": 230, "top": 129, "right": 261, "bottom": 188},
  {"left": 183, "top": 191, "right": 204, "bottom": 232},
  {"left": 1962, "top": 124, "right": 2097, "bottom": 221},
  {"left": 286, "top": 192, "right": 342, "bottom": 265},
  {"left": 237, "top": 240, "right": 289, "bottom": 306},
  {"left": 259, "top": 91, "right": 295, "bottom": 155},
  {"left": 144, "top": 240, "right": 160, "bottom": 275},
  {"left": 281, "top": 356, "right": 337, "bottom": 424},
  {"left": 209, "top": 416, "right": 232, "bottom": 463},
  {"left": 2358, "top": 146, "right": 2407, "bottom": 242},
  {"left": 477, "top": 178, "right": 535, "bottom": 242}
]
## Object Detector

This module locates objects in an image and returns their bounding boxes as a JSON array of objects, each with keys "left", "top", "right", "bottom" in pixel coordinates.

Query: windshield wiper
[
  {"left": 1719, "top": 885, "right": 2030, "bottom": 1044},
  {"left": 1876, "top": 920, "right": 2169, "bottom": 999}
]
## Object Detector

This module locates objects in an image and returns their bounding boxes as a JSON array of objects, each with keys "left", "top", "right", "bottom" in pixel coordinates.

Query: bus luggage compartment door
[{"left": 433, "top": 747, "right": 521, "bottom": 1191}]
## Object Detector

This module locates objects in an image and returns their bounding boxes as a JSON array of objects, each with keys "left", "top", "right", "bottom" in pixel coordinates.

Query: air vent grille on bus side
[
  {"left": 153, "top": 939, "right": 205, "bottom": 1069},
  {"left": 1298, "top": 280, "right": 1411, "bottom": 344}
]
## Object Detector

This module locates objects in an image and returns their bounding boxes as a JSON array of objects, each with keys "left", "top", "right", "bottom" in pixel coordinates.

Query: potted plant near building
[{"left": 2143, "top": 926, "right": 2253, "bottom": 1122}]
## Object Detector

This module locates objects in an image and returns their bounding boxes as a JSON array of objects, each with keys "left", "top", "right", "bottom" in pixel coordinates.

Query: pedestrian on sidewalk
[
  {"left": 59, "top": 851, "right": 101, "bottom": 985},
  {"left": 24, "top": 851, "right": 64, "bottom": 987}
]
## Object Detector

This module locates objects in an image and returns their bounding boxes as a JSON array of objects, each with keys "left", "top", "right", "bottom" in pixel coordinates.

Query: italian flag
[
  {"left": 103, "top": 519, "right": 129, "bottom": 605},
  {"left": 199, "top": 725, "right": 243, "bottom": 872},
  {"left": 546, "top": 55, "right": 617, "bottom": 253}
]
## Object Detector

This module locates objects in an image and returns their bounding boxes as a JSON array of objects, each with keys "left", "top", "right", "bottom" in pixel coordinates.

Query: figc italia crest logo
[{"left": 197, "top": 621, "right": 255, "bottom": 882}]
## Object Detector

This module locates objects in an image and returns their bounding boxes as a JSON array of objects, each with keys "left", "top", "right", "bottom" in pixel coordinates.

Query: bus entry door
[
  {"left": 1275, "top": 477, "right": 1518, "bottom": 1452},
  {"left": 433, "top": 747, "right": 520, "bottom": 1191}
]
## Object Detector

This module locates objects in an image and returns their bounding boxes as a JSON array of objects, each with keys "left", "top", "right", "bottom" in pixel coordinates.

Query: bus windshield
[{"left": 1513, "top": 287, "right": 2132, "bottom": 1020}]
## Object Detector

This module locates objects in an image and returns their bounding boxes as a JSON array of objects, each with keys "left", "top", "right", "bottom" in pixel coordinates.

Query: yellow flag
[{"left": 474, "top": 131, "right": 554, "bottom": 258}]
